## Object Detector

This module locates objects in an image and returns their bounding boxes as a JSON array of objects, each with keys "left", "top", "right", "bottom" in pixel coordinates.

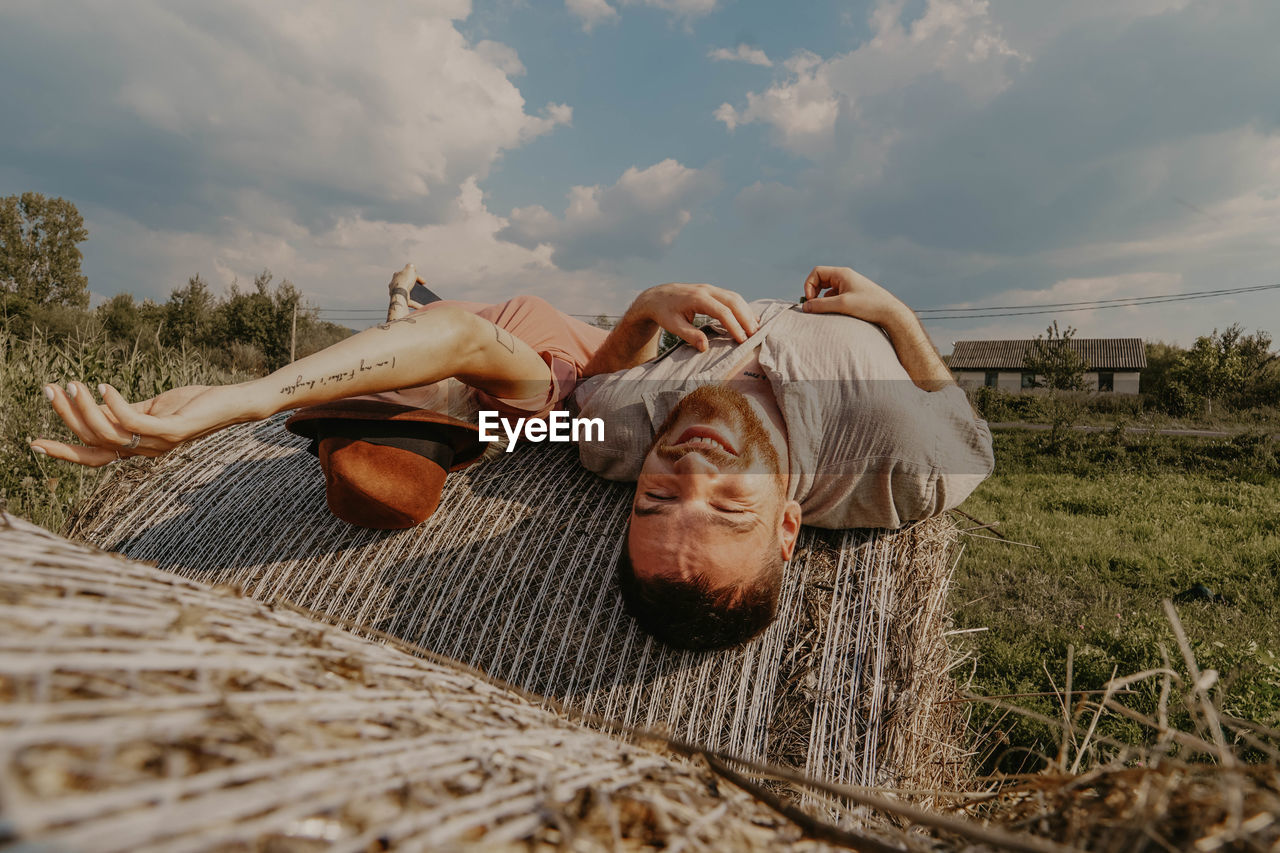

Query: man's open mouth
[{"left": 669, "top": 427, "right": 738, "bottom": 456}]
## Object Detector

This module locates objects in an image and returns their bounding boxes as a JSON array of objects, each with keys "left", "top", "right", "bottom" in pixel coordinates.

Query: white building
[{"left": 950, "top": 338, "right": 1146, "bottom": 394}]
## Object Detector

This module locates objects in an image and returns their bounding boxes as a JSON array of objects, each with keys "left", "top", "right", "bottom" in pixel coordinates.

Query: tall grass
[
  {"left": 1, "top": 322, "right": 245, "bottom": 531},
  {"left": 953, "top": 430, "right": 1280, "bottom": 771}
]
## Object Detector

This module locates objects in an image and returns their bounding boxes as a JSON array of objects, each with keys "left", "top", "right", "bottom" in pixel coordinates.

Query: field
[{"left": 953, "top": 429, "right": 1280, "bottom": 771}]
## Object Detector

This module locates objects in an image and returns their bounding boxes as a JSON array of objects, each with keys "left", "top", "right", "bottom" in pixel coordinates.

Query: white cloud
[
  {"left": 987, "top": 0, "right": 1194, "bottom": 54},
  {"left": 1, "top": 1, "right": 598, "bottom": 312},
  {"left": 716, "top": 0, "right": 1021, "bottom": 155},
  {"left": 565, "top": 0, "right": 619, "bottom": 32},
  {"left": 83, "top": 179, "right": 627, "bottom": 318},
  {"left": 714, "top": 51, "right": 840, "bottom": 154},
  {"left": 708, "top": 0, "right": 1280, "bottom": 348},
  {"left": 925, "top": 273, "right": 1196, "bottom": 345},
  {"left": 475, "top": 39, "right": 526, "bottom": 77},
  {"left": 500, "top": 159, "right": 717, "bottom": 269},
  {"left": 2, "top": 1, "right": 569, "bottom": 217},
  {"left": 708, "top": 44, "right": 772, "bottom": 67}
]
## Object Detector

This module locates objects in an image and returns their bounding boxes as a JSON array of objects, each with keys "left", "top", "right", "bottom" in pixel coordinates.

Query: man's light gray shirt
[{"left": 571, "top": 299, "right": 995, "bottom": 529}]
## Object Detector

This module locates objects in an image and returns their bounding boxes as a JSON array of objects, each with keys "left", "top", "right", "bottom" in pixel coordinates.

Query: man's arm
[
  {"left": 582, "top": 283, "right": 759, "bottom": 378},
  {"left": 33, "top": 301, "right": 551, "bottom": 467},
  {"left": 802, "top": 266, "right": 953, "bottom": 391}
]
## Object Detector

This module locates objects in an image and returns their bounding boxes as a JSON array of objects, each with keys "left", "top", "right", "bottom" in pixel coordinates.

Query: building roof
[{"left": 949, "top": 338, "right": 1147, "bottom": 370}]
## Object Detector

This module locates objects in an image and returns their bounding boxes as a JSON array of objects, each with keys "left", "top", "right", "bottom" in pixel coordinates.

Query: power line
[
  {"left": 916, "top": 282, "right": 1280, "bottom": 317},
  {"left": 309, "top": 281, "right": 1280, "bottom": 324},
  {"left": 918, "top": 283, "right": 1280, "bottom": 320}
]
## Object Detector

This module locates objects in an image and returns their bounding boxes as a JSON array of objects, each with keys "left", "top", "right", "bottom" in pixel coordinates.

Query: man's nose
[{"left": 672, "top": 451, "right": 720, "bottom": 476}]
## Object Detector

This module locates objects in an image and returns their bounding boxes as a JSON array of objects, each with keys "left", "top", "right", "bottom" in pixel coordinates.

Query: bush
[{"left": 970, "top": 386, "right": 1040, "bottom": 421}]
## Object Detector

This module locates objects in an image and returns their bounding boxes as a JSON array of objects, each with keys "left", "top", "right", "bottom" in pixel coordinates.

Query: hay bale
[
  {"left": 0, "top": 513, "right": 824, "bottom": 851},
  {"left": 69, "top": 416, "right": 966, "bottom": 796}
]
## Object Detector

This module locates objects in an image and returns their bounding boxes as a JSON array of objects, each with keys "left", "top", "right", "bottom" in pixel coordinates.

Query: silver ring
[{"left": 123, "top": 433, "right": 141, "bottom": 449}]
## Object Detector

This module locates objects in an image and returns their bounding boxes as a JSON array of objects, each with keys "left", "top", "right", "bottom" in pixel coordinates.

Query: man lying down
[{"left": 33, "top": 264, "right": 994, "bottom": 650}]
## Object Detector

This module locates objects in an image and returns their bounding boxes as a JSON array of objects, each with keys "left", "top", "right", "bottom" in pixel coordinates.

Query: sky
[{"left": 2, "top": 0, "right": 1277, "bottom": 350}]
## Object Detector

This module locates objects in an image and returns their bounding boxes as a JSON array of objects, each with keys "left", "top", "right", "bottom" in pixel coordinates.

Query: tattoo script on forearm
[{"left": 279, "top": 356, "right": 398, "bottom": 397}]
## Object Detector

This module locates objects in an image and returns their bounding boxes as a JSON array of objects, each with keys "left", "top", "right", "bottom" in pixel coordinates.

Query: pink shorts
[{"left": 370, "top": 295, "right": 609, "bottom": 419}]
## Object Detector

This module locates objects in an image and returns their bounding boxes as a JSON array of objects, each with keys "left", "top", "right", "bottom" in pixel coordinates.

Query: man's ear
[{"left": 777, "top": 499, "right": 802, "bottom": 561}]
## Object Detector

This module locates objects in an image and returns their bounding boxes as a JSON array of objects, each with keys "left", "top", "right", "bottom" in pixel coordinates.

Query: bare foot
[{"left": 387, "top": 264, "right": 418, "bottom": 322}]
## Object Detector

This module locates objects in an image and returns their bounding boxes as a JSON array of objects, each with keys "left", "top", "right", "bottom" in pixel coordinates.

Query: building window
[
  {"left": 984, "top": 370, "right": 998, "bottom": 388},
  {"left": 1021, "top": 372, "right": 1036, "bottom": 389},
  {"left": 1098, "top": 371, "right": 1114, "bottom": 392}
]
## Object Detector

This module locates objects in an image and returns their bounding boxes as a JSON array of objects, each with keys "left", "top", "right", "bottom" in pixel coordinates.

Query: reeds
[
  {"left": 942, "top": 601, "right": 1280, "bottom": 851},
  {"left": 0, "top": 321, "right": 243, "bottom": 530}
]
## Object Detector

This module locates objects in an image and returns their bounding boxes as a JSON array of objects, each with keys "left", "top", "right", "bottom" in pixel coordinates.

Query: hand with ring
[{"left": 31, "top": 381, "right": 233, "bottom": 468}]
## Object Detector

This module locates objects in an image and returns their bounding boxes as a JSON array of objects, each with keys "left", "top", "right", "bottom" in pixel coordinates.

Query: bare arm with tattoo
[{"left": 32, "top": 294, "right": 551, "bottom": 467}]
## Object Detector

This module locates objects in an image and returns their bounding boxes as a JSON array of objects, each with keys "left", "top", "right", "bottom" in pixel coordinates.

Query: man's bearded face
[{"left": 627, "top": 385, "right": 789, "bottom": 591}]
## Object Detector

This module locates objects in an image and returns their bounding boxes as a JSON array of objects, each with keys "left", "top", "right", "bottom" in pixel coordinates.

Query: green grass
[{"left": 952, "top": 430, "right": 1280, "bottom": 772}]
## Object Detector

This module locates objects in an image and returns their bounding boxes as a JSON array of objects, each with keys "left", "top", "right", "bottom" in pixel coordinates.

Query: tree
[
  {"left": 1023, "top": 321, "right": 1088, "bottom": 391},
  {"left": 97, "top": 293, "right": 142, "bottom": 342},
  {"left": 161, "top": 274, "right": 217, "bottom": 347},
  {"left": 1171, "top": 324, "right": 1276, "bottom": 416},
  {"left": 211, "top": 269, "right": 309, "bottom": 371},
  {"left": 0, "top": 192, "right": 89, "bottom": 309}
]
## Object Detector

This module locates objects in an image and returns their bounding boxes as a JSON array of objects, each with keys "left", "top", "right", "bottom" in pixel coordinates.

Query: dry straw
[
  {"left": 7, "top": 422, "right": 1275, "bottom": 850},
  {"left": 0, "top": 513, "right": 824, "bottom": 851},
  {"left": 68, "top": 416, "right": 970, "bottom": 801}
]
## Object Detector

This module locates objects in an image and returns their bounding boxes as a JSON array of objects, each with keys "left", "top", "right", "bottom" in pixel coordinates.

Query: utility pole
[{"left": 289, "top": 301, "right": 298, "bottom": 363}]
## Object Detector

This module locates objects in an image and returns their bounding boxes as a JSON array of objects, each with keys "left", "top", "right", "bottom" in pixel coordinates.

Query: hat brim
[{"left": 284, "top": 399, "right": 486, "bottom": 472}]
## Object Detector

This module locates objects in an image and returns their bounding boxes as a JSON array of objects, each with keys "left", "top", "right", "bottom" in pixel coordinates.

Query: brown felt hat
[{"left": 284, "top": 399, "right": 487, "bottom": 530}]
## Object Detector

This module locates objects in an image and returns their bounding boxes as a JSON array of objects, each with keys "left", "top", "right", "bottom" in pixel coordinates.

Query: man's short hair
[{"left": 616, "top": 541, "right": 783, "bottom": 651}]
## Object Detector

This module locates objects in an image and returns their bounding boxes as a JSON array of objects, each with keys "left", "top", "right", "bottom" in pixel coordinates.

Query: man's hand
[
  {"left": 802, "top": 265, "right": 953, "bottom": 391},
  {"left": 631, "top": 282, "right": 758, "bottom": 352},
  {"left": 801, "top": 266, "right": 908, "bottom": 327},
  {"left": 582, "top": 283, "right": 758, "bottom": 378},
  {"left": 31, "top": 383, "right": 237, "bottom": 467}
]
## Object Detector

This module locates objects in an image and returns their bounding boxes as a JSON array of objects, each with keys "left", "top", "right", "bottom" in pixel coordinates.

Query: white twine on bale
[{"left": 68, "top": 414, "right": 968, "bottom": 798}]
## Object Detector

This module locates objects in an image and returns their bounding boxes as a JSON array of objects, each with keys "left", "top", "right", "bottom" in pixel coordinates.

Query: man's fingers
[
  {"left": 696, "top": 295, "right": 749, "bottom": 343},
  {"left": 804, "top": 266, "right": 849, "bottom": 300},
  {"left": 804, "top": 266, "right": 836, "bottom": 299},
  {"left": 667, "top": 316, "right": 709, "bottom": 352},
  {"left": 802, "top": 295, "right": 847, "bottom": 315},
  {"left": 30, "top": 439, "right": 119, "bottom": 468},
  {"left": 804, "top": 269, "right": 822, "bottom": 300},
  {"left": 712, "top": 287, "right": 759, "bottom": 338}
]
